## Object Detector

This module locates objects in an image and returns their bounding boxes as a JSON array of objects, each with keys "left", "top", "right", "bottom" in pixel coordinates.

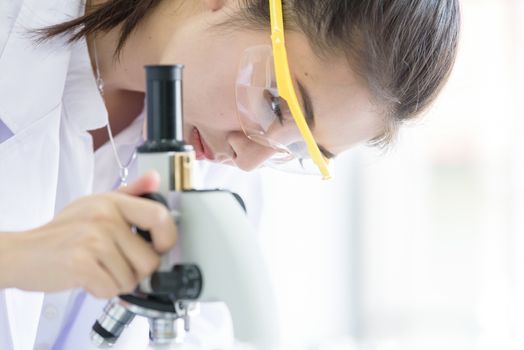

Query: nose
[{"left": 227, "top": 132, "right": 277, "bottom": 171}]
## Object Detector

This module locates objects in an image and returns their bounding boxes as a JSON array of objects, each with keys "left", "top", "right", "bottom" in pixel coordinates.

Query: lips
[{"left": 190, "top": 127, "right": 214, "bottom": 161}]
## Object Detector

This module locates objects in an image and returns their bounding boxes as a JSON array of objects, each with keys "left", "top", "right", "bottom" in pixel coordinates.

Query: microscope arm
[
  {"left": 174, "top": 189, "right": 280, "bottom": 349},
  {"left": 135, "top": 189, "right": 280, "bottom": 348}
]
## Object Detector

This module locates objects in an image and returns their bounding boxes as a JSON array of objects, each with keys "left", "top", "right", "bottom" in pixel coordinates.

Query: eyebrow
[{"left": 296, "top": 79, "right": 337, "bottom": 159}]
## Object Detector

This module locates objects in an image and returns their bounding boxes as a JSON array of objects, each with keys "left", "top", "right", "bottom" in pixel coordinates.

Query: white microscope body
[{"left": 90, "top": 65, "right": 279, "bottom": 349}]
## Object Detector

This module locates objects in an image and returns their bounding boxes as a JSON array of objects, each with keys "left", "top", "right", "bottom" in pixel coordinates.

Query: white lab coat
[{"left": 0, "top": 1, "right": 263, "bottom": 349}]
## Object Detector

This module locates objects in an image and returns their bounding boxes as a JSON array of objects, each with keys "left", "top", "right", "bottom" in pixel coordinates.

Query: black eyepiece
[{"left": 138, "top": 65, "right": 191, "bottom": 153}]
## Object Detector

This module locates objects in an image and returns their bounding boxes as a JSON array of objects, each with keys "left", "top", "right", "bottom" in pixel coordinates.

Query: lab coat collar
[
  {"left": 62, "top": 37, "right": 108, "bottom": 132},
  {"left": 0, "top": 0, "right": 83, "bottom": 133}
]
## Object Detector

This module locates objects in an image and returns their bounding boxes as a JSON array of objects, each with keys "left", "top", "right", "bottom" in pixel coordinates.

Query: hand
[{"left": 1, "top": 171, "right": 176, "bottom": 298}]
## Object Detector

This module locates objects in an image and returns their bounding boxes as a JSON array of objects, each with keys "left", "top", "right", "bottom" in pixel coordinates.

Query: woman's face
[{"left": 150, "top": 1, "right": 384, "bottom": 172}]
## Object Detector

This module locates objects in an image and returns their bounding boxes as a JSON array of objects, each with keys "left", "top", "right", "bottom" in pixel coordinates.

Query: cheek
[{"left": 183, "top": 71, "right": 241, "bottom": 131}]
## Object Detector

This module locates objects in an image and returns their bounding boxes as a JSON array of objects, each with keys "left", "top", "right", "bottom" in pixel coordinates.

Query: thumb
[{"left": 118, "top": 170, "right": 161, "bottom": 196}]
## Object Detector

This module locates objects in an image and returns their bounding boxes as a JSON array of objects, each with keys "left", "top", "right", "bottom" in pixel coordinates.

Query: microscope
[{"left": 90, "top": 65, "right": 279, "bottom": 349}]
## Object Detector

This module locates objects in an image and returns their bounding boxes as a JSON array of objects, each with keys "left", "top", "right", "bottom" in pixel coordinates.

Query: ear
[{"left": 203, "top": 0, "right": 226, "bottom": 12}]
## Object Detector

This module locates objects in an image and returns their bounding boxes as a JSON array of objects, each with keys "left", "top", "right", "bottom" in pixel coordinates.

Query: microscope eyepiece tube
[
  {"left": 139, "top": 65, "right": 190, "bottom": 153},
  {"left": 137, "top": 65, "right": 195, "bottom": 192}
]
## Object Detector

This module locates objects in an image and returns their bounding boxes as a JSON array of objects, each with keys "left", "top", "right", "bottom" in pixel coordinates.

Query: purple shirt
[{"left": 0, "top": 119, "right": 13, "bottom": 143}]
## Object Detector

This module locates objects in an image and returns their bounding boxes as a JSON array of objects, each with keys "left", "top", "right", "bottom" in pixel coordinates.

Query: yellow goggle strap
[{"left": 269, "top": 0, "right": 331, "bottom": 179}]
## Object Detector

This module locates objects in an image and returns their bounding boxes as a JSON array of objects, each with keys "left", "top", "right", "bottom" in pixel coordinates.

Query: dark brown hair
[{"left": 41, "top": 0, "right": 461, "bottom": 147}]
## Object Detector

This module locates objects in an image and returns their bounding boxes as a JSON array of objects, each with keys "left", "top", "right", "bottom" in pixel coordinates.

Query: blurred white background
[{"left": 257, "top": 0, "right": 524, "bottom": 349}]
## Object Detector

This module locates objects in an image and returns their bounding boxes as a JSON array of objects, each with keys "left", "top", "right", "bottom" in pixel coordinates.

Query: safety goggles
[{"left": 235, "top": 0, "right": 333, "bottom": 180}]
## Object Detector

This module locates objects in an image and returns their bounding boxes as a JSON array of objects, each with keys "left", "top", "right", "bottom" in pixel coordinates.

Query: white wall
[{"left": 258, "top": 1, "right": 524, "bottom": 349}]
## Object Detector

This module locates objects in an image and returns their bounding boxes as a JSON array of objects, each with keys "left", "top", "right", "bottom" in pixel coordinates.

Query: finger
[
  {"left": 112, "top": 228, "right": 161, "bottom": 281},
  {"left": 118, "top": 171, "right": 161, "bottom": 196},
  {"left": 96, "top": 239, "right": 138, "bottom": 294},
  {"left": 83, "top": 262, "right": 120, "bottom": 299},
  {"left": 108, "top": 193, "right": 177, "bottom": 253}
]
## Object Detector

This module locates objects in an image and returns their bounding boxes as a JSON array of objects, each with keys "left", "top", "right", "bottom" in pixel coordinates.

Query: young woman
[{"left": 0, "top": 0, "right": 460, "bottom": 348}]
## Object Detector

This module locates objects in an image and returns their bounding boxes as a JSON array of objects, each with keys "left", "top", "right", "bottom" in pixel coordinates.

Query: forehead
[{"left": 284, "top": 32, "right": 384, "bottom": 155}]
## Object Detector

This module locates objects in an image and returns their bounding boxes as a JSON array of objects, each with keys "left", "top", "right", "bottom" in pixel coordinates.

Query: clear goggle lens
[{"left": 236, "top": 45, "right": 333, "bottom": 176}]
